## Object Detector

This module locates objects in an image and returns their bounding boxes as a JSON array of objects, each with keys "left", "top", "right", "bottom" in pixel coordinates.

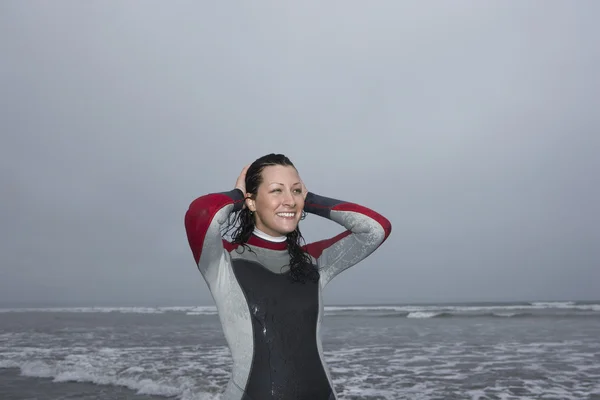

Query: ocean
[{"left": 1, "top": 301, "right": 599, "bottom": 400}]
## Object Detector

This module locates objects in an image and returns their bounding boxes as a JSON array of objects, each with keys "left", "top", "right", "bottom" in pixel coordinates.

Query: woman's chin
[{"left": 273, "top": 221, "right": 299, "bottom": 235}]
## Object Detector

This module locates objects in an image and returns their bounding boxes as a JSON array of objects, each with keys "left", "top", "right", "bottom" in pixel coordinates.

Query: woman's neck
[{"left": 253, "top": 227, "right": 287, "bottom": 243}]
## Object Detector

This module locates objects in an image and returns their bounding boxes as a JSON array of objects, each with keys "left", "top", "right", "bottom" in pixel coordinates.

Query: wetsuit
[{"left": 184, "top": 189, "right": 391, "bottom": 400}]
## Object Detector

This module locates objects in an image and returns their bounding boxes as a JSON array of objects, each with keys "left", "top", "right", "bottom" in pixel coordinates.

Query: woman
[{"left": 184, "top": 153, "right": 391, "bottom": 400}]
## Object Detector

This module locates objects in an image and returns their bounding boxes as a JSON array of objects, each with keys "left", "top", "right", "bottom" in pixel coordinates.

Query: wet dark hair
[{"left": 222, "top": 154, "right": 319, "bottom": 284}]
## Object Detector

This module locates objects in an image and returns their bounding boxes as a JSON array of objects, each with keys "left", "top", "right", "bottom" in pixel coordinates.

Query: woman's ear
[{"left": 245, "top": 197, "right": 256, "bottom": 212}]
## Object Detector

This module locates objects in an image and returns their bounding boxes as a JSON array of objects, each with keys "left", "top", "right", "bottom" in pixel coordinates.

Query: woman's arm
[
  {"left": 184, "top": 188, "right": 245, "bottom": 276},
  {"left": 302, "top": 192, "right": 392, "bottom": 287}
]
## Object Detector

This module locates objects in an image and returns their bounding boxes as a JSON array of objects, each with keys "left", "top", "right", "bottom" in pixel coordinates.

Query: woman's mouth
[{"left": 276, "top": 212, "right": 296, "bottom": 219}]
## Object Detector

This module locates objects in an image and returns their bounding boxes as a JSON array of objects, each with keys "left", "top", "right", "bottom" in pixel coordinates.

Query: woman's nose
[{"left": 282, "top": 191, "right": 296, "bottom": 206}]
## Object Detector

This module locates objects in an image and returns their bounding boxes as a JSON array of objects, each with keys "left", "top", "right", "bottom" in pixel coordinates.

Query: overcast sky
[{"left": 1, "top": 1, "right": 599, "bottom": 307}]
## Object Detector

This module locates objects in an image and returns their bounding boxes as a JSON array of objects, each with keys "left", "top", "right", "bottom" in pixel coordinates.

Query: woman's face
[{"left": 246, "top": 165, "right": 305, "bottom": 237}]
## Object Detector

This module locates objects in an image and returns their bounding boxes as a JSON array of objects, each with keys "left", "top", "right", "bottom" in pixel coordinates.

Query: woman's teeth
[{"left": 277, "top": 212, "right": 295, "bottom": 218}]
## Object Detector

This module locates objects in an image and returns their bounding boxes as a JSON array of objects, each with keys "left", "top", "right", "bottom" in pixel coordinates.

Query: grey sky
[{"left": 1, "top": 1, "right": 599, "bottom": 307}]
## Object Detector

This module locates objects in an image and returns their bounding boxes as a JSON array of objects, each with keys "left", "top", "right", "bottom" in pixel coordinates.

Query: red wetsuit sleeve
[
  {"left": 184, "top": 189, "right": 245, "bottom": 267},
  {"left": 302, "top": 192, "right": 392, "bottom": 285}
]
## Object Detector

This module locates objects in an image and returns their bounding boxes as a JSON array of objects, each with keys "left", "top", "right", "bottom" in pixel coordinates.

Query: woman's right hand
[{"left": 235, "top": 165, "right": 250, "bottom": 195}]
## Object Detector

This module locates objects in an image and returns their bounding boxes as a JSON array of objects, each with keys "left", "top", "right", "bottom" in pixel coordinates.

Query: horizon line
[{"left": 1, "top": 298, "right": 599, "bottom": 309}]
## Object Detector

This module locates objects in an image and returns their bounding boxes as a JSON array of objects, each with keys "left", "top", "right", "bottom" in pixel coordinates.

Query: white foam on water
[
  {"left": 2, "top": 301, "right": 600, "bottom": 399},
  {"left": 0, "top": 347, "right": 227, "bottom": 399},
  {"left": 325, "top": 302, "right": 600, "bottom": 318},
  {"left": 179, "top": 391, "right": 222, "bottom": 400},
  {"left": 530, "top": 301, "right": 575, "bottom": 307},
  {"left": 407, "top": 312, "right": 441, "bottom": 318},
  {"left": 0, "top": 305, "right": 221, "bottom": 315},
  {"left": 0, "top": 307, "right": 165, "bottom": 314},
  {"left": 466, "top": 389, "right": 488, "bottom": 400},
  {"left": 0, "top": 359, "right": 20, "bottom": 369},
  {"left": 52, "top": 370, "right": 182, "bottom": 397},
  {"left": 186, "top": 311, "right": 218, "bottom": 316},
  {"left": 493, "top": 312, "right": 519, "bottom": 317},
  {"left": 160, "top": 306, "right": 215, "bottom": 313},
  {"left": 20, "top": 360, "right": 55, "bottom": 378},
  {"left": 3, "top": 340, "right": 599, "bottom": 400},
  {"left": 337, "top": 384, "right": 397, "bottom": 400},
  {"left": 2, "top": 301, "right": 599, "bottom": 316},
  {"left": 324, "top": 327, "right": 600, "bottom": 399}
]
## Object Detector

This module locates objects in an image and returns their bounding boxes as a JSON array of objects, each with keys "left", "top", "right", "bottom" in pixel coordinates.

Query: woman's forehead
[{"left": 261, "top": 165, "right": 300, "bottom": 184}]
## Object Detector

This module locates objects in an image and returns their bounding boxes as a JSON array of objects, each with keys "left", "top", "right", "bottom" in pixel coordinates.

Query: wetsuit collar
[
  {"left": 253, "top": 227, "right": 286, "bottom": 242},
  {"left": 248, "top": 228, "right": 288, "bottom": 250}
]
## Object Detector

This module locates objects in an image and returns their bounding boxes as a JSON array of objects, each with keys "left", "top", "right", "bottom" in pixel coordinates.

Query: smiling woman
[
  {"left": 246, "top": 165, "right": 305, "bottom": 237},
  {"left": 184, "top": 153, "right": 392, "bottom": 400}
]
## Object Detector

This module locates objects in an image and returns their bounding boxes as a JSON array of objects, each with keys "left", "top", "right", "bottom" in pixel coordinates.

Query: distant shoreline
[{"left": 1, "top": 299, "right": 599, "bottom": 310}]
